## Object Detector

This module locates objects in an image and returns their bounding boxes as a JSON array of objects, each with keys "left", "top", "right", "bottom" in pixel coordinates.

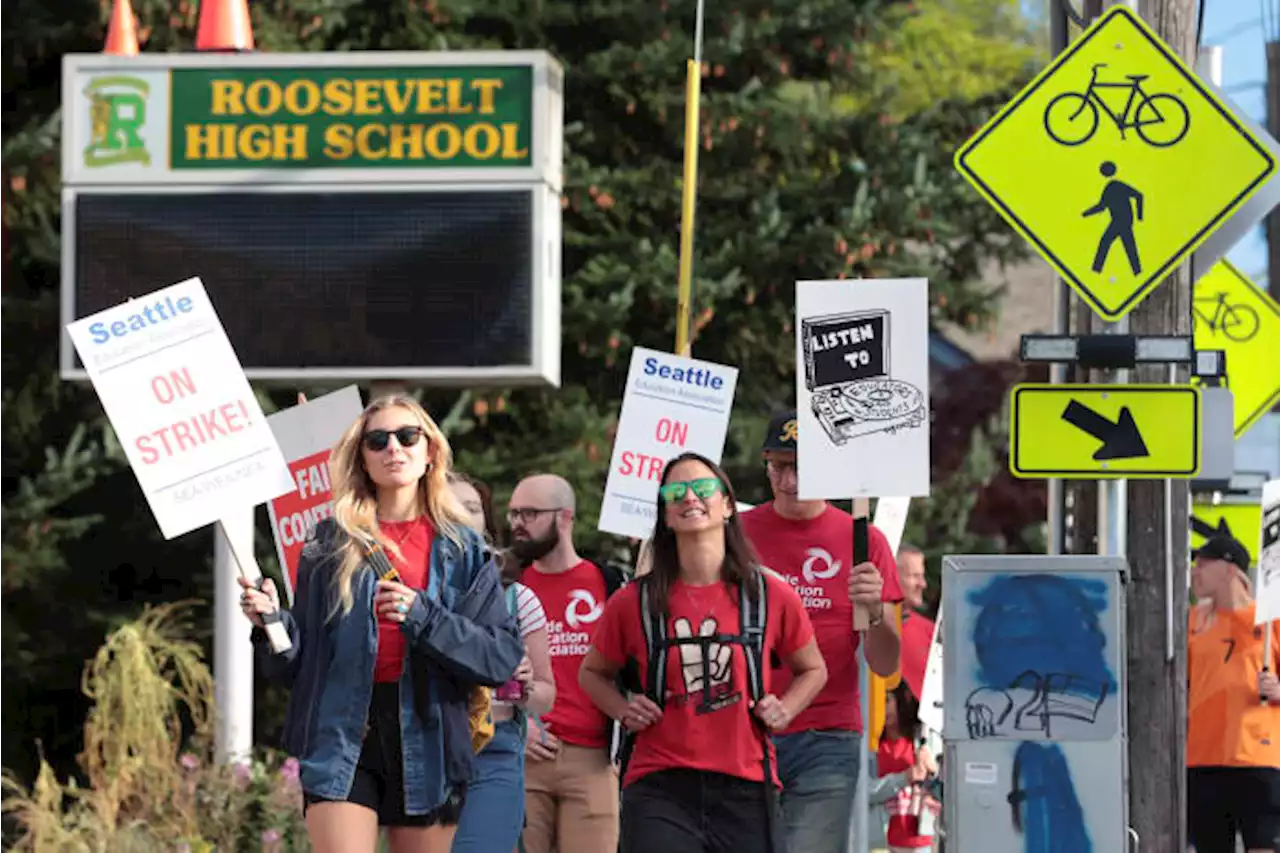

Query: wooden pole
[
  {"left": 1125, "top": 2, "right": 1195, "bottom": 850},
  {"left": 1268, "top": 40, "right": 1280, "bottom": 303}
]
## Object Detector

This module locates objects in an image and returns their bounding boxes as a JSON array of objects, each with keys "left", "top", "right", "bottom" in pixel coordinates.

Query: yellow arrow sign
[
  {"left": 1009, "top": 383, "right": 1201, "bottom": 479},
  {"left": 1192, "top": 261, "right": 1280, "bottom": 439},
  {"left": 1190, "top": 502, "right": 1263, "bottom": 567},
  {"left": 955, "top": 7, "right": 1275, "bottom": 322}
]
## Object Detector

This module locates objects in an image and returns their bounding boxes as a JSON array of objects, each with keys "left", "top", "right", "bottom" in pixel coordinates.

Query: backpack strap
[
  {"left": 638, "top": 580, "right": 670, "bottom": 710},
  {"left": 503, "top": 583, "right": 529, "bottom": 742},
  {"left": 740, "top": 570, "right": 768, "bottom": 705}
]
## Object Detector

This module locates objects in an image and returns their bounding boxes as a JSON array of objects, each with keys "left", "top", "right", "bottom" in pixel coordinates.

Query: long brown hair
[
  {"left": 447, "top": 471, "right": 500, "bottom": 544},
  {"left": 447, "top": 471, "right": 522, "bottom": 587},
  {"left": 328, "top": 394, "right": 469, "bottom": 617},
  {"left": 643, "top": 451, "right": 761, "bottom": 618}
]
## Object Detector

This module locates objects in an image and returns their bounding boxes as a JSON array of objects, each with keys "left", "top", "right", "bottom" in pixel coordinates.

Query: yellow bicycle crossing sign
[
  {"left": 955, "top": 6, "right": 1275, "bottom": 322},
  {"left": 1192, "top": 261, "right": 1280, "bottom": 438}
]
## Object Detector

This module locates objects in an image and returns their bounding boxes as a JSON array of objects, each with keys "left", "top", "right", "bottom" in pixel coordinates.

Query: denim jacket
[{"left": 250, "top": 518, "right": 523, "bottom": 814}]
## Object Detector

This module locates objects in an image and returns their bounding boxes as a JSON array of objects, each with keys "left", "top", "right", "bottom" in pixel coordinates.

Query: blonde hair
[{"left": 327, "top": 394, "right": 470, "bottom": 617}]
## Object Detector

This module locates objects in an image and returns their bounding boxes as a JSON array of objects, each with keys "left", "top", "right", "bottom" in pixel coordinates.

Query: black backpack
[{"left": 616, "top": 571, "right": 778, "bottom": 849}]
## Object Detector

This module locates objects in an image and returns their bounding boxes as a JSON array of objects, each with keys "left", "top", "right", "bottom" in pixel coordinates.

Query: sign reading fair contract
[
  {"left": 265, "top": 385, "right": 364, "bottom": 600},
  {"left": 65, "top": 277, "right": 293, "bottom": 539},
  {"left": 599, "top": 347, "right": 739, "bottom": 539}
]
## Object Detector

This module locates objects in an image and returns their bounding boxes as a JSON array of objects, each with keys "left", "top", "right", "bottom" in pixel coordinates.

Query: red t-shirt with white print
[
  {"left": 740, "top": 502, "right": 904, "bottom": 734},
  {"left": 591, "top": 573, "right": 813, "bottom": 788},
  {"left": 521, "top": 560, "right": 611, "bottom": 748}
]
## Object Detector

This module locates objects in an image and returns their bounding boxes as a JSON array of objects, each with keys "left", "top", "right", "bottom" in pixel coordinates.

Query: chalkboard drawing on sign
[{"left": 800, "top": 309, "right": 926, "bottom": 446}]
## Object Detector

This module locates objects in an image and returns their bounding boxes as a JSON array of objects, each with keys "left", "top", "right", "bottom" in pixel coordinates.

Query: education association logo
[{"left": 84, "top": 75, "right": 152, "bottom": 168}]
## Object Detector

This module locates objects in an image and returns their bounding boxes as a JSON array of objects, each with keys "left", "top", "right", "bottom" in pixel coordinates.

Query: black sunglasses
[{"left": 362, "top": 426, "right": 426, "bottom": 452}]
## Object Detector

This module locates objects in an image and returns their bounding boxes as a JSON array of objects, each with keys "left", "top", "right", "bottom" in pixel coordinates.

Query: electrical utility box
[{"left": 941, "top": 554, "right": 1129, "bottom": 853}]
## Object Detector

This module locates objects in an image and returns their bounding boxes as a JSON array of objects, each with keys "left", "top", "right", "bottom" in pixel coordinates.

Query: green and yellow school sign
[
  {"left": 170, "top": 66, "right": 532, "bottom": 169},
  {"left": 63, "top": 52, "right": 561, "bottom": 185}
]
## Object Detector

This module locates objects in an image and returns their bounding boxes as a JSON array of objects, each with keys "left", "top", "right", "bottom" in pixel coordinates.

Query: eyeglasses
[
  {"left": 659, "top": 477, "right": 723, "bottom": 503},
  {"left": 362, "top": 426, "right": 426, "bottom": 452},
  {"left": 506, "top": 507, "right": 563, "bottom": 525},
  {"left": 765, "top": 458, "right": 797, "bottom": 476}
]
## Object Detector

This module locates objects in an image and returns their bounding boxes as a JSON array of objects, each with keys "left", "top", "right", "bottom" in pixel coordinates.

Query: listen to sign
[{"left": 169, "top": 67, "right": 534, "bottom": 169}]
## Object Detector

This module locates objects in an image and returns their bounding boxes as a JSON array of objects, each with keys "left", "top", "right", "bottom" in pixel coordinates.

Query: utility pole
[
  {"left": 1125, "top": 1, "right": 1194, "bottom": 850},
  {"left": 1269, "top": 39, "right": 1280, "bottom": 302},
  {"left": 1061, "top": 0, "right": 1104, "bottom": 558}
]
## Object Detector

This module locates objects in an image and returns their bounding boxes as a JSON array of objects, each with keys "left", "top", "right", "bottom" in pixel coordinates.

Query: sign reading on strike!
[
  {"left": 64, "top": 277, "right": 293, "bottom": 539},
  {"left": 598, "top": 348, "right": 739, "bottom": 540},
  {"left": 265, "top": 385, "right": 364, "bottom": 599}
]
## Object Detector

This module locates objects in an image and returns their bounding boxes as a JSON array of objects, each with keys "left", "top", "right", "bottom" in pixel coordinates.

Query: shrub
[{"left": 1, "top": 602, "right": 307, "bottom": 851}]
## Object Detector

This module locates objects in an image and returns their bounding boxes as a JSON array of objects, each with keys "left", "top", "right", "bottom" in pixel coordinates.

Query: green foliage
[{"left": 829, "top": 0, "right": 1046, "bottom": 120}]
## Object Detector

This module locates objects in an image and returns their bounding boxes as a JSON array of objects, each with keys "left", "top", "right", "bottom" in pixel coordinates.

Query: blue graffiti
[
  {"left": 967, "top": 574, "right": 1116, "bottom": 695},
  {"left": 1008, "top": 742, "right": 1092, "bottom": 853}
]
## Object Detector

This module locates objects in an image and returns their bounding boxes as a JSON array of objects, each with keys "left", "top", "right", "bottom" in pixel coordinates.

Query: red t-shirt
[
  {"left": 521, "top": 560, "right": 611, "bottom": 748},
  {"left": 740, "top": 503, "right": 904, "bottom": 734},
  {"left": 374, "top": 517, "right": 434, "bottom": 683},
  {"left": 878, "top": 736, "right": 932, "bottom": 848},
  {"left": 591, "top": 573, "right": 813, "bottom": 788}
]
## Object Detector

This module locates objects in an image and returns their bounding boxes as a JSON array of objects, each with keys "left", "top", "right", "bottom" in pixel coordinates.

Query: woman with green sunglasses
[{"left": 580, "top": 452, "right": 828, "bottom": 853}]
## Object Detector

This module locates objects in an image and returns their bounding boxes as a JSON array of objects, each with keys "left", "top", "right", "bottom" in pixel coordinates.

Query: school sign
[
  {"left": 65, "top": 53, "right": 557, "bottom": 183},
  {"left": 61, "top": 52, "right": 564, "bottom": 386}
]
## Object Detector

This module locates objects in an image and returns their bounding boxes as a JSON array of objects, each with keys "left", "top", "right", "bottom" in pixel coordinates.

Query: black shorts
[
  {"left": 1187, "top": 766, "right": 1280, "bottom": 853},
  {"left": 621, "top": 769, "right": 782, "bottom": 853},
  {"left": 303, "top": 683, "right": 464, "bottom": 827}
]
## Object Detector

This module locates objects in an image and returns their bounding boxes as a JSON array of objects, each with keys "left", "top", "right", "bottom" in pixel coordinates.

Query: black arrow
[
  {"left": 1061, "top": 400, "right": 1150, "bottom": 461},
  {"left": 1190, "top": 515, "right": 1232, "bottom": 541}
]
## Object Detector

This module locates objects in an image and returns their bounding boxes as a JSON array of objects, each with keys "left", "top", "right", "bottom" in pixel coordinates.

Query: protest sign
[
  {"left": 795, "top": 277, "right": 932, "bottom": 500},
  {"left": 1257, "top": 478, "right": 1280, "bottom": 625},
  {"left": 599, "top": 347, "right": 739, "bottom": 539},
  {"left": 265, "top": 386, "right": 364, "bottom": 600},
  {"left": 65, "top": 277, "right": 293, "bottom": 539},
  {"left": 918, "top": 616, "right": 945, "bottom": 735}
]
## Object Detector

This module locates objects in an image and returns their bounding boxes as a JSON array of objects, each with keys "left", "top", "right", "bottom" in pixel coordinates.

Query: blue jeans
[
  {"left": 774, "top": 729, "right": 862, "bottom": 853},
  {"left": 451, "top": 718, "right": 526, "bottom": 852}
]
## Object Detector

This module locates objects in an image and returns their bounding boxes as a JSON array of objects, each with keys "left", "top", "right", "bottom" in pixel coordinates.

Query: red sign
[{"left": 269, "top": 448, "right": 336, "bottom": 591}]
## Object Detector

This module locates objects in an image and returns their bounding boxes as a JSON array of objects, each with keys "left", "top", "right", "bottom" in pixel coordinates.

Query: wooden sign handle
[{"left": 852, "top": 497, "right": 871, "bottom": 632}]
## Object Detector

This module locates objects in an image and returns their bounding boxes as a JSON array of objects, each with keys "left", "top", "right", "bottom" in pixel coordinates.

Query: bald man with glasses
[{"left": 508, "top": 474, "right": 628, "bottom": 853}]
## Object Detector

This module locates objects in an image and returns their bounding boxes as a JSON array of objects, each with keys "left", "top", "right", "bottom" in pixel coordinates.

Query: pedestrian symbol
[
  {"left": 1084, "top": 161, "right": 1144, "bottom": 275},
  {"left": 954, "top": 6, "right": 1275, "bottom": 323}
]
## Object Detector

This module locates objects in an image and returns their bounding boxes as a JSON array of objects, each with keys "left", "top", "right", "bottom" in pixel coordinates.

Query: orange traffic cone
[
  {"left": 195, "top": 0, "right": 255, "bottom": 52},
  {"left": 104, "top": 0, "right": 139, "bottom": 56}
]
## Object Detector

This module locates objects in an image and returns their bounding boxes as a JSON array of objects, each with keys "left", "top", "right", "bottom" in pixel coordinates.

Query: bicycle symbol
[
  {"left": 1043, "top": 63, "right": 1191, "bottom": 148},
  {"left": 1193, "top": 291, "right": 1259, "bottom": 343}
]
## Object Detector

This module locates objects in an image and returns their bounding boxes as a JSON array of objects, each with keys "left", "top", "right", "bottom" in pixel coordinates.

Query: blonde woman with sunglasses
[{"left": 239, "top": 395, "right": 523, "bottom": 853}]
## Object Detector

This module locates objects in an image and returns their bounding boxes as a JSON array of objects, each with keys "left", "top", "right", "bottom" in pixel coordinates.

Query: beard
[{"left": 509, "top": 528, "right": 559, "bottom": 566}]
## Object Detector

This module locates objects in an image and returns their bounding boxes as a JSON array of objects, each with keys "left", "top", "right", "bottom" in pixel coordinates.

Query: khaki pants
[{"left": 522, "top": 743, "right": 619, "bottom": 853}]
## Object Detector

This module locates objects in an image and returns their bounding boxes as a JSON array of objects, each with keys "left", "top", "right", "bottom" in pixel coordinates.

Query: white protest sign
[
  {"left": 795, "top": 277, "right": 932, "bottom": 500},
  {"left": 873, "top": 496, "right": 912, "bottom": 553},
  {"left": 918, "top": 615, "right": 945, "bottom": 735},
  {"left": 266, "top": 386, "right": 364, "bottom": 601},
  {"left": 599, "top": 347, "right": 739, "bottom": 539},
  {"left": 1257, "top": 478, "right": 1280, "bottom": 625},
  {"left": 65, "top": 277, "right": 293, "bottom": 539}
]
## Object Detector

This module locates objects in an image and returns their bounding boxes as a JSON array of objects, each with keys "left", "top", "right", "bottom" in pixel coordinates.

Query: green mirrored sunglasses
[{"left": 659, "top": 477, "right": 723, "bottom": 503}]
